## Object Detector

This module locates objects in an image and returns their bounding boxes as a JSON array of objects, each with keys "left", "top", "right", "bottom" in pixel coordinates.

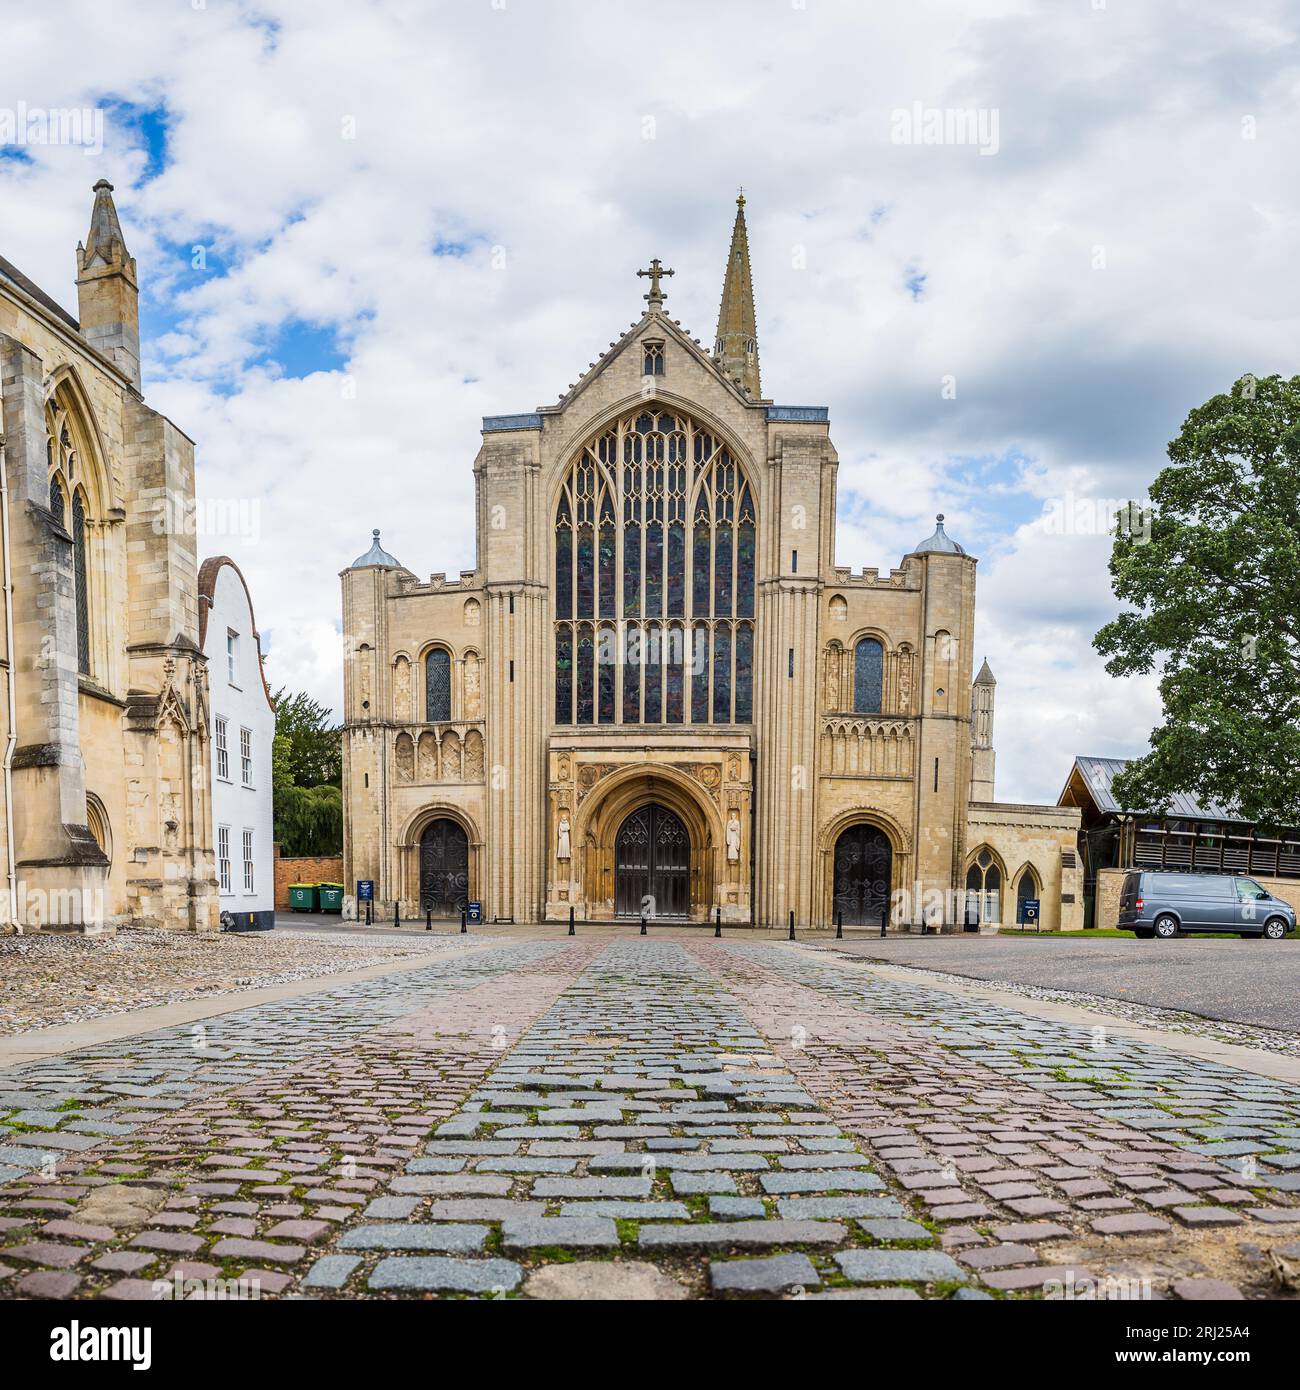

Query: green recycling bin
[
  {"left": 287, "top": 883, "right": 319, "bottom": 912},
  {"left": 317, "top": 883, "right": 344, "bottom": 913}
]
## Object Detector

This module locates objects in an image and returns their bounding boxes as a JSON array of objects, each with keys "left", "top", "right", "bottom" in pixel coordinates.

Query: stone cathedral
[{"left": 341, "top": 198, "right": 1080, "bottom": 930}]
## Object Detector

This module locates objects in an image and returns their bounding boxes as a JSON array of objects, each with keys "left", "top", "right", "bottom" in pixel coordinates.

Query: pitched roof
[
  {"left": 0, "top": 251, "right": 79, "bottom": 329},
  {"left": 197, "top": 555, "right": 274, "bottom": 710},
  {"left": 1063, "top": 755, "right": 1239, "bottom": 821}
]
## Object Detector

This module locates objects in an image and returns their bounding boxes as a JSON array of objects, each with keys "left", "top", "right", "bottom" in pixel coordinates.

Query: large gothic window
[
  {"left": 425, "top": 648, "right": 451, "bottom": 722},
  {"left": 71, "top": 492, "right": 90, "bottom": 675},
  {"left": 853, "top": 637, "right": 884, "bottom": 714},
  {"left": 554, "top": 408, "right": 756, "bottom": 725}
]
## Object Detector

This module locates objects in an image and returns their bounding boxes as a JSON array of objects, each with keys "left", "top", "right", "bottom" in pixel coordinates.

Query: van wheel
[
  {"left": 1264, "top": 918, "right": 1290, "bottom": 940},
  {"left": 1154, "top": 915, "right": 1180, "bottom": 939},
  {"left": 1134, "top": 927, "right": 1155, "bottom": 939}
]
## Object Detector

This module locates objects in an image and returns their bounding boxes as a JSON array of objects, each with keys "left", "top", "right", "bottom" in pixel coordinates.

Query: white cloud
[{"left": 4, "top": 0, "right": 1298, "bottom": 803}]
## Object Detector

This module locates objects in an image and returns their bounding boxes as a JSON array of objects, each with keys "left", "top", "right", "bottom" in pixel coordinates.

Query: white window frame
[
  {"left": 242, "top": 828, "right": 254, "bottom": 893},
  {"left": 218, "top": 825, "right": 231, "bottom": 894},
  {"left": 240, "top": 727, "right": 253, "bottom": 785},
  {"left": 227, "top": 628, "right": 239, "bottom": 686},
  {"left": 215, "top": 717, "right": 229, "bottom": 781}
]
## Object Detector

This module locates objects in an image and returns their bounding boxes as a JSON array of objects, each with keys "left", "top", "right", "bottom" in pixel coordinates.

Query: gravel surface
[
  {"left": 0, "top": 926, "right": 475, "bottom": 1036},
  {"left": 825, "top": 933, "right": 1300, "bottom": 1032},
  {"left": 815, "top": 948, "right": 1300, "bottom": 1057}
]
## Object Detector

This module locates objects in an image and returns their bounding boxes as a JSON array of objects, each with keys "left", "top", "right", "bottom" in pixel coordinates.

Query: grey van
[{"left": 1117, "top": 870, "right": 1296, "bottom": 939}]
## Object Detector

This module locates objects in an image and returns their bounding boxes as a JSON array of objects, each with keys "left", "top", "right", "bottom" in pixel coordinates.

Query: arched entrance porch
[{"left": 553, "top": 764, "right": 735, "bottom": 923}]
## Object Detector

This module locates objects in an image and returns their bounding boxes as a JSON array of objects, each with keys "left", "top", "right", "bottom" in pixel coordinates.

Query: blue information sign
[
  {"left": 466, "top": 901, "right": 482, "bottom": 924},
  {"left": 357, "top": 880, "right": 374, "bottom": 902},
  {"left": 1018, "top": 897, "right": 1040, "bottom": 927}
]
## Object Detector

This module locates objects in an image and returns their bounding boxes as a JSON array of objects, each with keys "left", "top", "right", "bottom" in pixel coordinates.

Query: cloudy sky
[{"left": 3, "top": 0, "right": 1298, "bottom": 803}]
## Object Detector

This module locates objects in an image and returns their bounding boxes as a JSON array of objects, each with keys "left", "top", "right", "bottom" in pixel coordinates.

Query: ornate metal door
[
  {"left": 419, "top": 819, "right": 468, "bottom": 917},
  {"left": 832, "top": 824, "right": 892, "bottom": 926},
  {"left": 615, "top": 804, "right": 689, "bottom": 918}
]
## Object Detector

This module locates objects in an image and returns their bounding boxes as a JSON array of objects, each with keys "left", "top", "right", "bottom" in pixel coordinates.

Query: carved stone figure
[
  {"left": 726, "top": 809, "right": 741, "bottom": 862},
  {"left": 557, "top": 813, "right": 571, "bottom": 860}
]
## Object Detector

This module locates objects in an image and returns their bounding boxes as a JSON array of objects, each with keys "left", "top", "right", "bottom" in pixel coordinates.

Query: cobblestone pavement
[
  {"left": 2, "top": 935, "right": 1299, "bottom": 1301},
  {"left": 0, "top": 925, "right": 480, "bottom": 1036}
]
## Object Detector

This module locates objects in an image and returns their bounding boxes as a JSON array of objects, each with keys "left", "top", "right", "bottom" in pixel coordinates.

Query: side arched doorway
[
  {"left": 615, "top": 803, "right": 690, "bottom": 919},
  {"left": 832, "top": 823, "right": 892, "bottom": 926},
  {"left": 419, "top": 818, "right": 468, "bottom": 917}
]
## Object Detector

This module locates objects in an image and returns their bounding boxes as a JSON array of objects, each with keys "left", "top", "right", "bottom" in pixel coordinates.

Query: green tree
[
  {"left": 270, "top": 688, "right": 343, "bottom": 854},
  {"left": 271, "top": 687, "right": 341, "bottom": 788},
  {"left": 1094, "top": 373, "right": 1300, "bottom": 824}
]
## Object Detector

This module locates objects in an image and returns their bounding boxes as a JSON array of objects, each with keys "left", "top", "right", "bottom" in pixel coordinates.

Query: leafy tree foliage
[
  {"left": 270, "top": 687, "right": 343, "bottom": 854},
  {"left": 1094, "top": 374, "right": 1300, "bottom": 824}
]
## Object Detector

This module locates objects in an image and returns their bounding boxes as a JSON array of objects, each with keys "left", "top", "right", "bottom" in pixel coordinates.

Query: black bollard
[
  {"left": 715, "top": 905, "right": 722, "bottom": 939},
  {"left": 461, "top": 909, "right": 467, "bottom": 934},
  {"left": 568, "top": 906, "right": 575, "bottom": 937},
  {"left": 788, "top": 910, "right": 796, "bottom": 941},
  {"left": 394, "top": 901, "right": 400, "bottom": 929},
  {"left": 836, "top": 910, "right": 843, "bottom": 940},
  {"left": 426, "top": 907, "right": 432, "bottom": 932},
  {"left": 880, "top": 907, "right": 887, "bottom": 938},
  {"left": 639, "top": 914, "right": 647, "bottom": 936}
]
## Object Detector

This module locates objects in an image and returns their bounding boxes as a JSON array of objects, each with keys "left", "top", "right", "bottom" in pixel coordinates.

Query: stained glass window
[
  {"left": 854, "top": 638, "right": 884, "bottom": 714},
  {"left": 598, "top": 624, "right": 616, "bottom": 723},
  {"left": 576, "top": 626, "right": 594, "bottom": 724},
  {"left": 426, "top": 648, "right": 451, "bottom": 722},
  {"left": 623, "top": 623, "right": 641, "bottom": 722},
  {"left": 735, "top": 622, "right": 753, "bottom": 722},
  {"left": 691, "top": 624, "right": 709, "bottom": 723},
  {"left": 644, "top": 622, "right": 662, "bottom": 723},
  {"left": 49, "top": 475, "right": 66, "bottom": 526},
  {"left": 554, "top": 408, "right": 757, "bottom": 725},
  {"left": 72, "top": 493, "right": 89, "bottom": 675},
  {"left": 712, "top": 625, "right": 732, "bottom": 723},
  {"left": 665, "top": 624, "right": 684, "bottom": 723},
  {"left": 555, "top": 495, "right": 572, "bottom": 618},
  {"left": 555, "top": 626, "right": 572, "bottom": 723},
  {"left": 737, "top": 487, "right": 755, "bottom": 619}
]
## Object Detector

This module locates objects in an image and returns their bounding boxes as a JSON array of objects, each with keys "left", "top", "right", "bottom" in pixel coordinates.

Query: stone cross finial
[{"left": 637, "top": 258, "right": 674, "bottom": 307}]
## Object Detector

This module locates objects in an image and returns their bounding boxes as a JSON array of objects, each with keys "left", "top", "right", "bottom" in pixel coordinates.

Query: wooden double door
[{"left": 614, "top": 803, "right": 690, "bottom": 919}]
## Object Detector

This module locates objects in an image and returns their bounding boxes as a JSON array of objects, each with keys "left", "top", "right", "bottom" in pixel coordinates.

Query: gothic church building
[{"left": 341, "top": 199, "right": 1080, "bottom": 930}]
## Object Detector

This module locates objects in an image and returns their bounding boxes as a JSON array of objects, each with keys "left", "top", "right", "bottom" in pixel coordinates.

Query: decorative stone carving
[
  {"left": 557, "top": 813, "right": 571, "bottom": 860},
  {"left": 726, "top": 809, "right": 741, "bottom": 862}
]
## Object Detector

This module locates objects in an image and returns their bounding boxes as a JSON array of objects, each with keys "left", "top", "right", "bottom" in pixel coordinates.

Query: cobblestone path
[{"left": 2, "top": 936, "right": 1298, "bottom": 1300}]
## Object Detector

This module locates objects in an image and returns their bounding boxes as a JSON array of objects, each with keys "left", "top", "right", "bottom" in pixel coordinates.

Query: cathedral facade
[
  {"left": 341, "top": 199, "right": 1080, "bottom": 930},
  {"left": 0, "top": 183, "right": 218, "bottom": 931}
]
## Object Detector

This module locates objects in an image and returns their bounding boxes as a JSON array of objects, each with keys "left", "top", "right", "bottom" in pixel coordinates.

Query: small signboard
[
  {"left": 466, "top": 901, "right": 482, "bottom": 924},
  {"left": 1018, "top": 897, "right": 1040, "bottom": 931},
  {"left": 357, "top": 880, "right": 374, "bottom": 902}
]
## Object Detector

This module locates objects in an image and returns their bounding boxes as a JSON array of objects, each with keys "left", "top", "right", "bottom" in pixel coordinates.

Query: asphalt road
[{"left": 829, "top": 933, "right": 1300, "bottom": 1032}]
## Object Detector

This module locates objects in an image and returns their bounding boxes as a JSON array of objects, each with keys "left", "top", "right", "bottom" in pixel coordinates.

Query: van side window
[{"left": 1236, "top": 877, "right": 1267, "bottom": 899}]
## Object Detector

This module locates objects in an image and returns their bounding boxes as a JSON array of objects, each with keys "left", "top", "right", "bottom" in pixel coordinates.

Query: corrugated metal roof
[{"left": 1069, "top": 755, "right": 1240, "bottom": 821}]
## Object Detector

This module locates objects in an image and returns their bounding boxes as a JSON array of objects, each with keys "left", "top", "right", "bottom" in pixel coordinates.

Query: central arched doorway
[
  {"left": 419, "top": 818, "right": 468, "bottom": 917},
  {"left": 615, "top": 803, "right": 690, "bottom": 918},
  {"left": 832, "top": 823, "right": 892, "bottom": 926}
]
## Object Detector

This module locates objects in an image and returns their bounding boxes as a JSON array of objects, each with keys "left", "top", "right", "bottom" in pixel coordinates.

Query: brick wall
[{"left": 274, "top": 849, "right": 345, "bottom": 909}]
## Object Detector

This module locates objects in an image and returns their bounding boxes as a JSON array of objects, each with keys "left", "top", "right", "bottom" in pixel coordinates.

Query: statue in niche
[
  {"left": 726, "top": 809, "right": 742, "bottom": 862},
  {"left": 556, "top": 813, "right": 571, "bottom": 861}
]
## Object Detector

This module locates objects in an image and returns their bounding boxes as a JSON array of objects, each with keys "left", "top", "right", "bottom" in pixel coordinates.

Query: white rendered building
[{"left": 199, "top": 557, "right": 276, "bottom": 929}]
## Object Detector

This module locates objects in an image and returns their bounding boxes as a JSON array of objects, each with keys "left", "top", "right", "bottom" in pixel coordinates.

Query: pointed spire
[
  {"left": 974, "top": 657, "right": 996, "bottom": 687},
  {"left": 714, "top": 191, "right": 761, "bottom": 398},
  {"left": 76, "top": 181, "right": 141, "bottom": 389},
  {"left": 79, "top": 180, "right": 134, "bottom": 273}
]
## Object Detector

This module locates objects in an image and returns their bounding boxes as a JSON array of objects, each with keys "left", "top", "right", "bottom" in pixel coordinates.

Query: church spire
[
  {"left": 714, "top": 191, "right": 761, "bottom": 397},
  {"left": 76, "top": 180, "right": 140, "bottom": 389}
]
